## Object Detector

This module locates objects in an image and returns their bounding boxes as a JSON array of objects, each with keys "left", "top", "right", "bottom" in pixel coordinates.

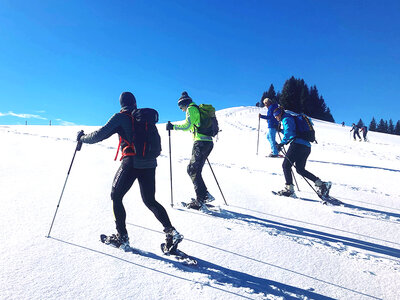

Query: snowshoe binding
[{"left": 100, "top": 233, "right": 131, "bottom": 252}]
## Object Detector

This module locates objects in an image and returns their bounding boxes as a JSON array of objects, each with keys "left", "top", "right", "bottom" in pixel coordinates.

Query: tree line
[
  {"left": 256, "top": 76, "right": 335, "bottom": 122},
  {"left": 358, "top": 118, "right": 400, "bottom": 135}
]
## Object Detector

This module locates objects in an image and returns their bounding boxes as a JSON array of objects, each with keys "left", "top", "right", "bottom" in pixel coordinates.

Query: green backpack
[{"left": 192, "top": 104, "right": 219, "bottom": 137}]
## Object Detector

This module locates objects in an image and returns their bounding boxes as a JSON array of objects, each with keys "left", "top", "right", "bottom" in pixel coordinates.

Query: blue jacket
[
  {"left": 260, "top": 103, "right": 279, "bottom": 128},
  {"left": 280, "top": 112, "right": 311, "bottom": 147}
]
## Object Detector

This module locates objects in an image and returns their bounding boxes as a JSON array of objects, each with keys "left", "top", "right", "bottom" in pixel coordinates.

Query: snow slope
[{"left": 1, "top": 106, "right": 399, "bottom": 299}]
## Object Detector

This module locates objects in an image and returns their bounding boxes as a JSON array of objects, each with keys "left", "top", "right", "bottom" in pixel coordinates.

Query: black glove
[
  {"left": 77, "top": 130, "right": 85, "bottom": 142},
  {"left": 276, "top": 143, "right": 284, "bottom": 153},
  {"left": 166, "top": 121, "right": 174, "bottom": 131}
]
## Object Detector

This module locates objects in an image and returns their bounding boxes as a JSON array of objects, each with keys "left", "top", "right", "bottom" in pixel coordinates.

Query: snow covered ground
[{"left": 1, "top": 106, "right": 399, "bottom": 299}]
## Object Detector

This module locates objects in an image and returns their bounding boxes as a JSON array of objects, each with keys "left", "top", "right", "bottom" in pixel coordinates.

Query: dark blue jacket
[{"left": 260, "top": 103, "right": 279, "bottom": 128}]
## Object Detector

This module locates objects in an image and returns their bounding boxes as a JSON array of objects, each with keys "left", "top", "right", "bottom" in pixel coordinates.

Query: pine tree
[
  {"left": 369, "top": 117, "right": 377, "bottom": 131},
  {"left": 376, "top": 119, "right": 386, "bottom": 133},
  {"left": 357, "top": 119, "right": 364, "bottom": 128},
  {"left": 395, "top": 121, "right": 400, "bottom": 135},
  {"left": 388, "top": 119, "right": 394, "bottom": 134},
  {"left": 266, "top": 84, "right": 277, "bottom": 102},
  {"left": 384, "top": 120, "right": 389, "bottom": 133}
]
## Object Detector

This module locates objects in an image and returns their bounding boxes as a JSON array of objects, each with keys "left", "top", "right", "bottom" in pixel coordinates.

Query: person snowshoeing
[
  {"left": 259, "top": 98, "right": 280, "bottom": 157},
  {"left": 350, "top": 123, "right": 362, "bottom": 141},
  {"left": 77, "top": 91, "right": 183, "bottom": 253},
  {"left": 166, "top": 91, "right": 215, "bottom": 210},
  {"left": 273, "top": 106, "right": 331, "bottom": 197},
  {"left": 360, "top": 126, "right": 368, "bottom": 142}
]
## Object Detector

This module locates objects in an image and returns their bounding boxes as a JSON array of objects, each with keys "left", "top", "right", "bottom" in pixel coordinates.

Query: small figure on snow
[
  {"left": 360, "top": 126, "right": 368, "bottom": 142},
  {"left": 77, "top": 92, "right": 183, "bottom": 254},
  {"left": 259, "top": 98, "right": 280, "bottom": 157},
  {"left": 273, "top": 106, "right": 331, "bottom": 198},
  {"left": 166, "top": 91, "right": 215, "bottom": 210},
  {"left": 350, "top": 123, "right": 362, "bottom": 141}
]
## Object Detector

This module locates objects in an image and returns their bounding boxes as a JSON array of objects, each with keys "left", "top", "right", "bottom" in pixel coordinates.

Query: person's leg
[
  {"left": 293, "top": 144, "right": 318, "bottom": 182},
  {"left": 187, "top": 141, "right": 214, "bottom": 201},
  {"left": 111, "top": 159, "right": 137, "bottom": 236},
  {"left": 268, "top": 127, "right": 278, "bottom": 155},
  {"left": 282, "top": 144, "right": 296, "bottom": 185},
  {"left": 137, "top": 168, "right": 173, "bottom": 229}
]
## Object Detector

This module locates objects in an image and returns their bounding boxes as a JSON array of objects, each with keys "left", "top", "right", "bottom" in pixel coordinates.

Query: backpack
[
  {"left": 192, "top": 104, "right": 219, "bottom": 137},
  {"left": 115, "top": 108, "right": 161, "bottom": 160},
  {"left": 293, "top": 113, "right": 316, "bottom": 142}
]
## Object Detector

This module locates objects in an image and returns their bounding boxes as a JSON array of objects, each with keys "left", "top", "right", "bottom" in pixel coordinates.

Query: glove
[
  {"left": 276, "top": 143, "right": 284, "bottom": 153},
  {"left": 166, "top": 121, "right": 174, "bottom": 131},
  {"left": 77, "top": 130, "right": 85, "bottom": 142}
]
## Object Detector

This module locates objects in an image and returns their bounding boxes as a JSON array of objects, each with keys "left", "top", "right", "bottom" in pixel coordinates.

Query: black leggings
[
  {"left": 111, "top": 158, "right": 172, "bottom": 235},
  {"left": 282, "top": 142, "right": 318, "bottom": 185}
]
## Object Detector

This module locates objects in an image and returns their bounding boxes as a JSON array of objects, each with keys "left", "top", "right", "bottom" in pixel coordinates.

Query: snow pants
[
  {"left": 187, "top": 140, "right": 214, "bottom": 201},
  {"left": 111, "top": 158, "right": 172, "bottom": 236},
  {"left": 267, "top": 127, "right": 278, "bottom": 155},
  {"left": 282, "top": 142, "right": 318, "bottom": 185},
  {"left": 353, "top": 130, "right": 361, "bottom": 140}
]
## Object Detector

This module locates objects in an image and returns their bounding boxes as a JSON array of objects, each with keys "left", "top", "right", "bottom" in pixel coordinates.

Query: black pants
[
  {"left": 111, "top": 158, "right": 172, "bottom": 236},
  {"left": 282, "top": 142, "right": 318, "bottom": 185},
  {"left": 187, "top": 141, "right": 214, "bottom": 200},
  {"left": 353, "top": 130, "right": 361, "bottom": 140}
]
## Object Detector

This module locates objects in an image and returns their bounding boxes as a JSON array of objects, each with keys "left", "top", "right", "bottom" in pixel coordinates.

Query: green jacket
[{"left": 173, "top": 102, "right": 213, "bottom": 142}]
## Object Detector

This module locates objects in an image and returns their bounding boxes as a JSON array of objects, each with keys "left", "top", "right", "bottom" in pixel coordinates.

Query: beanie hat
[
  {"left": 273, "top": 106, "right": 283, "bottom": 117},
  {"left": 119, "top": 92, "right": 137, "bottom": 109},
  {"left": 177, "top": 91, "right": 193, "bottom": 108}
]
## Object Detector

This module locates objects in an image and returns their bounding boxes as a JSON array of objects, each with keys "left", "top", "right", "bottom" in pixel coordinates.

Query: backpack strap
[{"left": 114, "top": 111, "right": 137, "bottom": 161}]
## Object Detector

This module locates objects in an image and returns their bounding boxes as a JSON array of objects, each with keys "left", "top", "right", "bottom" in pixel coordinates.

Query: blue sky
[{"left": 0, "top": 0, "right": 399, "bottom": 126}]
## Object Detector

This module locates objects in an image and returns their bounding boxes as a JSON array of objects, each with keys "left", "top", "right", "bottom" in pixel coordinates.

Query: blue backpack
[{"left": 293, "top": 113, "right": 316, "bottom": 142}]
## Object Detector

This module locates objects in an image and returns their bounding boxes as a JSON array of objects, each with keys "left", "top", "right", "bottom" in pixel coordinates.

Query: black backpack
[
  {"left": 115, "top": 108, "right": 161, "bottom": 160},
  {"left": 192, "top": 104, "right": 219, "bottom": 137}
]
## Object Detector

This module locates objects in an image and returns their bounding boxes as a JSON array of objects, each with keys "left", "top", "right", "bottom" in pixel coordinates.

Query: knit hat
[
  {"left": 177, "top": 91, "right": 193, "bottom": 108},
  {"left": 119, "top": 92, "right": 137, "bottom": 109},
  {"left": 273, "top": 106, "right": 283, "bottom": 117}
]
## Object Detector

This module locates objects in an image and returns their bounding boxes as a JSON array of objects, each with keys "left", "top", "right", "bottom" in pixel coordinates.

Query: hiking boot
[
  {"left": 277, "top": 184, "right": 295, "bottom": 197},
  {"left": 104, "top": 233, "right": 130, "bottom": 250},
  {"left": 204, "top": 192, "right": 215, "bottom": 203},
  {"left": 163, "top": 227, "right": 184, "bottom": 254},
  {"left": 186, "top": 199, "right": 203, "bottom": 210},
  {"left": 315, "top": 179, "right": 332, "bottom": 197}
]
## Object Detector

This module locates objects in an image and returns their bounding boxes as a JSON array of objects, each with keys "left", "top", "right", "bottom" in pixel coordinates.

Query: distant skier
[
  {"left": 259, "top": 98, "right": 280, "bottom": 157},
  {"left": 350, "top": 123, "right": 362, "bottom": 141},
  {"left": 273, "top": 106, "right": 331, "bottom": 197},
  {"left": 166, "top": 91, "right": 215, "bottom": 210},
  {"left": 77, "top": 91, "right": 183, "bottom": 253},
  {"left": 360, "top": 126, "right": 368, "bottom": 141}
]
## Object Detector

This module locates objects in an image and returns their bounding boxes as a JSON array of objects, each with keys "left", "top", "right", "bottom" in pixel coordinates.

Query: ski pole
[
  {"left": 256, "top": 114, "right": 260, "bottom": 155},
  {"left": 277, "top": 132, "right": 300, "bottom": 192},
  {"left": 206, "top": 158, "right": 228, "bottom": 205},
  {"left": 168, "top": 126, "right": 174, "bottom": 207},
  {"left": 46, "top": 140, "right": 82, "bottom": 238}
]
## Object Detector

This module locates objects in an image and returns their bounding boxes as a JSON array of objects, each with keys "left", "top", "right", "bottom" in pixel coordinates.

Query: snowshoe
[
  {"left": 162, "top": 227, "right": 184, "bottom": 254},
  {"left": 100, "top": 233, "right": 131, "bottom": 252}
]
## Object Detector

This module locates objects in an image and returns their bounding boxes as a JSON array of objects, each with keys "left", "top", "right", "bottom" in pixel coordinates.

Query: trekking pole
[
  {"left": 277, "top": 132, "right": 300, "bottom": 192},
  {"left": 206, "top": 158, "right": 228, "bottom": 205},
  {"left": 256, "top": 114, "right": 260, "bottom": 155},
  {"left": 46, "top": 140, "right": 82, "bottom": 238},
  {"left": 168, "top": 126, "right": 174, "bottom": 207}
]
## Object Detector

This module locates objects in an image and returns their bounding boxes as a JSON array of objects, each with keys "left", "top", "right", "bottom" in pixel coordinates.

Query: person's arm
[
  {"left": 280, "top": 117, "right": 296, "bottom": 145},
  {"left": 80, "top": 114, "right": 121, "bottom": 144},
  {"left": 174, "top": 106, "right": 200, "bottom": 131}
]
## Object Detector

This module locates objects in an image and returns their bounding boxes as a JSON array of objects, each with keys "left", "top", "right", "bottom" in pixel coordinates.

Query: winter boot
[
  {"left": 204, "top": 192, "right": 215, "bottom": 203},
  {"left": 277, "top": 184, "right": 295, "bottom": 197},
  {"left": 268, "top": 153, "right": 279, "bottom": 157},
  {"left": 163, "top": 227, "right": 184, "bottom": 254},
  {"left": 186, "top": 198, "right": 203, "bottom": 210},
  {"left": 103, "top": 233, "right": 130, "bottom": 251},
  {"left": 315, "top": 179, "right": 332, "bottom": 197}
]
